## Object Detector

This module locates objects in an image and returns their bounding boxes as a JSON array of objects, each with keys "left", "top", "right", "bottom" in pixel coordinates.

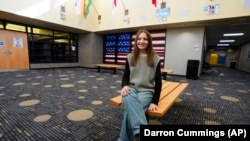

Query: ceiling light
[
  {"left": 219, "top": 40, "right": 235, "bottom": 42},
  {"left": 217, "top": 44, "right": 230, "bottom": 46},
  {"left": 223, "top": 33, "right": 244, "bottom": 36}
]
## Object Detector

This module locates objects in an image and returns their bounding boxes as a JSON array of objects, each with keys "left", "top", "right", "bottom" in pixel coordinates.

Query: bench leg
[
  {"left": 145, "top": 113, "right": 149, "bottom": 123},
  {"left": 113, "top": 68, "right": 116, "bottom": 74},
  {"left": 162, "top": 72, "right": 167, "bottom": 80},
  {"left": 97, "top": 66, "right": 101, "bottom": 72}
]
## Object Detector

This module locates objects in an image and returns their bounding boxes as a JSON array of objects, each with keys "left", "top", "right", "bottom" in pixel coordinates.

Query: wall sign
[
  {"left": 13, "top": 37, "right": 23, "bottom": 48},
  {"left": 204, "top": 4, "right": 220, "bottom": 14},
  {"left": 156, "top": 8, "right": 170, "bottom": 21},
  {"left": 60, "top": 5, "right": 66, "bottom": 20},
  {"left": 0, "top": 41, "right": 4, "bottom": 46}
]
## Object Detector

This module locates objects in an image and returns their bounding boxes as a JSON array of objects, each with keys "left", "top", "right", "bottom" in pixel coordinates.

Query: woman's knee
[
  {"left": 122, "top": 88, "right": 138, "bottom": 104},
  {"left": 122, "top": 93, "right": 135, "bottom": 104}
]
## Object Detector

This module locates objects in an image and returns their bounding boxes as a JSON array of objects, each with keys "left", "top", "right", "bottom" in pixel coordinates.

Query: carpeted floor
[{"left": 0, "top": 67, "right": 249, "bottom": 141}]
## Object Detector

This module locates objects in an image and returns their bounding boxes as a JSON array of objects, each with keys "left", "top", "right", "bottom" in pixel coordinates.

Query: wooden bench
[
  {"left": 92, "top": 63, "right": 123, "bottom": 74},
  {"left": 109, "top": 80, "right": 189, "bottom": 117},
  {"left": 161, "top": 69, "right": 174, "bottom": 80}
]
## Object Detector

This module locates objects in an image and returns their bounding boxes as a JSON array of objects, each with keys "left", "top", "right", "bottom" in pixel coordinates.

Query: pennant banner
[
  {"left": 83, "top": 0, "right": 92, "bottom": 19},
  {"left": 152, "top": 0, "right": 157, "bottom": 7},
  {"left": 113, "top": 0, "right": 117, "bottom": 8}
]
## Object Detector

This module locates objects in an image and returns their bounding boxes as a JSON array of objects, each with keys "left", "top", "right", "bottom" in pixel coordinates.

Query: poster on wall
[
  {"left": 204, "top": 4, "right": 220, "bottom": 14},
  {"left": 13, "top": 37, "right": 23, "bottom": 48}
]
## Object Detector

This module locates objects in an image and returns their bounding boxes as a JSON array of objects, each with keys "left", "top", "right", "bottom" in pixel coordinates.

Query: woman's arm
[
  {"left": 121, "top": 59, "right": 130, "bottom": 88},
  {"left": 151, "top": 61, "right": 162, "bottom": 105}
]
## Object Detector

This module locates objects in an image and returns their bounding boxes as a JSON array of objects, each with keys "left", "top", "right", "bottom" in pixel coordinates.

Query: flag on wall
[
  {"left": 113, "top": 0, "right": 117, "bottom": 8},
  {"left": 83, "top": 0, "right": 92, "bottom": 19},
  {"left": 152, "top": 0, "right": 157, "bottom": 7},
  {"left": 111, "top": 0, "right": 117, "bottom": 24}
]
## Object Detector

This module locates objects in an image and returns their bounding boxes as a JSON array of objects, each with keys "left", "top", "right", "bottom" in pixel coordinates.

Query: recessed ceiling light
[
  {"left": 223, "top": 33, "right": 244, "bottom": 36},
  {"left": 217, "top": 44, "right": 230, "bottom": 46},
  {"left": 219, "top": 40, "right": 235, "bottom": 42}
]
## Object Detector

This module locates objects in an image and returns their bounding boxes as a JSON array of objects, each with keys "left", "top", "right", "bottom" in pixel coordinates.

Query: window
[
  {"left": 6, "top": 23, "right": 26, "bottom": 32},
  {"left": 0, "top": 21, "right": 3, "bottom": 29},
  {"left": 1, "top": 20, "right": 79, "bottom": 63},
  {"left": 28, "top": 27, "right": 78, "bottom": 63}
]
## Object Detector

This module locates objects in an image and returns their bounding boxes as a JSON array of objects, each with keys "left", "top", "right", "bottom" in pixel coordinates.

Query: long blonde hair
[{"left": 131, "top": 29, "right": 155, "bottom": 67}]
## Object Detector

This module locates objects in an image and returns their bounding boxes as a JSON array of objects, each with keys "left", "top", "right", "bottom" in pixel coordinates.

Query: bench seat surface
[
  {"left": 93, "top": 64, "right": 123, "bottom": 68},
  {"left": 148, "top": 83, "right": 189, "bottom": 117},
  {"left": 109, "top": 81, "right": 189, "bottom": 117}
]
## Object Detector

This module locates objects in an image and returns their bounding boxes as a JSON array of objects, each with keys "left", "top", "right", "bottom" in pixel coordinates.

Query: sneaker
[{"left": 218, "top": 73, "right": 224, "bottom": 76}]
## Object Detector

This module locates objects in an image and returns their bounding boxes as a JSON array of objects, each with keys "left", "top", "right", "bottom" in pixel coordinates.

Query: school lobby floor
[{"left": 0, "top": 67, "right": 249, "bottom": 141}]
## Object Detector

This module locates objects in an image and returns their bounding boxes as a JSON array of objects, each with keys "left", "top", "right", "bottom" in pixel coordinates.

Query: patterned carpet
[{"left": 0, "top": 67, "right": 249, "bottom": 141}]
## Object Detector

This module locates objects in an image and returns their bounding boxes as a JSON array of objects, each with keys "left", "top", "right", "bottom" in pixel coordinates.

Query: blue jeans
[{"left": 118, "top": 88, "right": 153, "bottom": 141}]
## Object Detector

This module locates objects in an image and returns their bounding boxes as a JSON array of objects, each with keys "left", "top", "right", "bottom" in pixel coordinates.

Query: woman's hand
[
  {"left": 148, "top": 103, "right": 158, "bottom": 111},
  {"left": 121, "top": 86, "right": 130, "bottom": 96}
]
